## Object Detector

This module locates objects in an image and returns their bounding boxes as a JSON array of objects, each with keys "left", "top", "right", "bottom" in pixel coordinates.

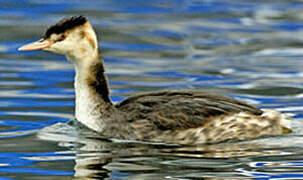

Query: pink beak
[{"left": 18, "top": 39, "right": 51, "bottom": 51}]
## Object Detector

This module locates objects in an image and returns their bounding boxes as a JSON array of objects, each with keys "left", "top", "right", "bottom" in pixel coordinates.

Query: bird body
[{"left": 19, "top": 16, "right": 292, "bottom": 144}]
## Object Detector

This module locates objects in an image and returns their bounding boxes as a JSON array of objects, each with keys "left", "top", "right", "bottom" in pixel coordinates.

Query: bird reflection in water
[{"left": 38, "top": 120, "right": 284, "bottom": 179}]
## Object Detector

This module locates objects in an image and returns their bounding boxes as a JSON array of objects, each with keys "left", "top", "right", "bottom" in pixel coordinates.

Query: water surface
[{"left": 1, "top": 0, "right": 303, "bottom": 179}]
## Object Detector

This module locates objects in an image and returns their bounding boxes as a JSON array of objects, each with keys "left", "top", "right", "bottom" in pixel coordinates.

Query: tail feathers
[{"left": 261, "top": 109, "right": 293, "bottom": 134}]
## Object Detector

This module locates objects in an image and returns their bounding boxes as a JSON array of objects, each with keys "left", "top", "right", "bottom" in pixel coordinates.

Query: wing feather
[{"left": 115, "top": 90, "right": 262, "bottom": 130}]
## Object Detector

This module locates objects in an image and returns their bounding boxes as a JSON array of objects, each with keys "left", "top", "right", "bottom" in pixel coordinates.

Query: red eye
[{"left": 57, "top": 34, "right": 66, "bottom": 42}]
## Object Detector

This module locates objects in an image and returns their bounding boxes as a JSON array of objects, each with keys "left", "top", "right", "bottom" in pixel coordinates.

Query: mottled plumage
[
  {"left": 116, "top": 90, "right": 262, "bottom": 130},
  {"left": 18, "top": 16, "right": 293, "bottom": 145},
  {"left": 83, "top": 60, "right": 292, "bottom": 144}
]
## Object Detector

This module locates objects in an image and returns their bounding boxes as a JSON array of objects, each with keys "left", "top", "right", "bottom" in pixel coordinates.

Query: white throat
[{"left": 67, "top": 53, "right": 113, "bottom": 132}]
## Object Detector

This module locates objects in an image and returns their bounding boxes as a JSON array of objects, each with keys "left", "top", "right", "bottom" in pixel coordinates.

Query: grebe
[{"left": 18, "top": 16, "right": 293, "bottom": 144}]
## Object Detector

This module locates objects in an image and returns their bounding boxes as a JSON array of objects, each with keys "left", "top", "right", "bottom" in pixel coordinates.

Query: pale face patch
[{"left": 45, "top": 22, "right": 98, "bottom": 61}]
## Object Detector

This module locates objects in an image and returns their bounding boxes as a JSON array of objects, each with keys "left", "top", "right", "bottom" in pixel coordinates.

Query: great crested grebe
[{"left": 18, "top": 16, "right": 293, "bottom": 144}]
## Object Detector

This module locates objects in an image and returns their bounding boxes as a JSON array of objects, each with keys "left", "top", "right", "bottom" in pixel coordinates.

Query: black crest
[{"left": 43, "top": 16, "right": 88, "bottom": 39}]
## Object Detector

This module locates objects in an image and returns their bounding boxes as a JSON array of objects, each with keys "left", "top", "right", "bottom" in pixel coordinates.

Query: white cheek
[{"left": 47, "top": 40, "right": 73, "bottom": 54}]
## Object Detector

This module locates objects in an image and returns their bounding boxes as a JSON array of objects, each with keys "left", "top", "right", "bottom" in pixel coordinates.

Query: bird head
[{"left": 19, "top": 16, "right": 98, "bottom": 61}]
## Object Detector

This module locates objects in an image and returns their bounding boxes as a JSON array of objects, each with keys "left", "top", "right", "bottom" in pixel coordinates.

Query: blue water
[{"left": 1, "top": 0, "right": 303, "bottom": 179}]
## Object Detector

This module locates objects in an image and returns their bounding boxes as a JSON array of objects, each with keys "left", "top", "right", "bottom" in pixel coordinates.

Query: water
[{"left": 1, "top": 0, "right": 303, "bottom": 179}]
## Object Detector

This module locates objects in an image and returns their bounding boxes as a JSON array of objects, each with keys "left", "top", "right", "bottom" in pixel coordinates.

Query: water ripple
[{"left": 1, "top": 0, "right": 303, "bottom": 179}]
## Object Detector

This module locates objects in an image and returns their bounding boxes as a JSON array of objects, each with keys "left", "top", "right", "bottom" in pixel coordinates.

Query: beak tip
[
  {"left": 18, "top": 40, "right": 51, "bottom": 52},
  {"left": 18, "top": 47, "right": 24, "bottom": 51}
]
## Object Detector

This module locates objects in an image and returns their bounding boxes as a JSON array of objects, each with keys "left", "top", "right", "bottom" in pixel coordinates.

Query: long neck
[{"left": 67, "top": 51, "right": 115, "bottom": 132}]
